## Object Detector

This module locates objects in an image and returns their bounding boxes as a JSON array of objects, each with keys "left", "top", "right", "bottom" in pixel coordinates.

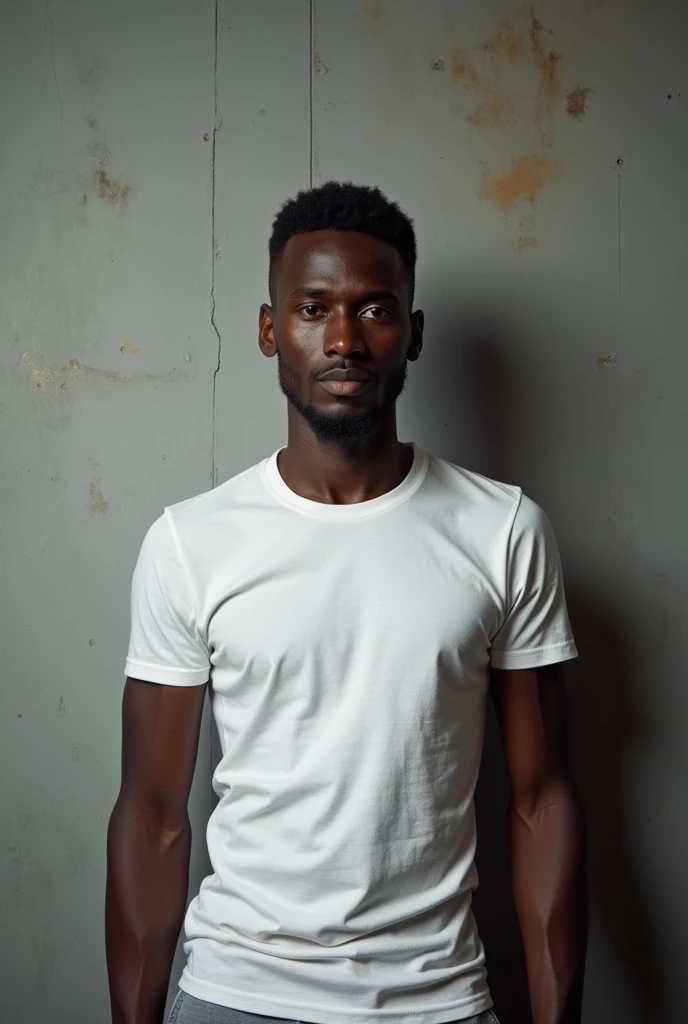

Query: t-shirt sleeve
[
  {"left": 489, "top": 493, "right": 578, "bottom": 670},
  {"left": 124, "top": 512, "right": 211, "bottom": 686}
]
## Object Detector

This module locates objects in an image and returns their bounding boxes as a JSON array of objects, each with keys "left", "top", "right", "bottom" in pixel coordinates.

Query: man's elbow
[
  {"left": 511, "top": 770, "right": 583, "bottom": 827},
  {"left": 108, "top": 790, "right": 191, "bottom": 854}
]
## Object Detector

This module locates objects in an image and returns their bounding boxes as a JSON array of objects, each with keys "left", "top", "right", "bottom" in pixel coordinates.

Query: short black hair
[{"left": 268, "top": 181, "right": 417, "bottom": 303}]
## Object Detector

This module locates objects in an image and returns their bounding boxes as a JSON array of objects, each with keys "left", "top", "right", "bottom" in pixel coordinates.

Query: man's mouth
[
  {"left": 317, "top": 368, "right": 372, "bottom": 396},
  {"left": 318, "top": 379, "right": 371, "bottom": 396}
]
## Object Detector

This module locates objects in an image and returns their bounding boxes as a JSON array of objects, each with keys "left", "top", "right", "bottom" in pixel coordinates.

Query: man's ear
[
  {"left": 258, "top": 303, "right": 277, "bottom": 358},
  {"left": 407, "top": 309, "right": 424, "bottom": 362}
]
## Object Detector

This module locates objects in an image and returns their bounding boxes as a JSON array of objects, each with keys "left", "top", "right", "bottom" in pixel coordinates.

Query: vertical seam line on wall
[
  {"left": 210, "top": 0, "right": 222, "bottom": 489},
  {"left": 309, "top": 0, "right": 314, "bottom": 187},
  {"left": 617, "top": 172, "right": 622, "bottom": 294}
]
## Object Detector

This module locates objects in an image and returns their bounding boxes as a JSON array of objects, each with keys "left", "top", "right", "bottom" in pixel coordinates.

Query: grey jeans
[{"left": 167, "top": 990, "right": 500, "bottom": 1024}]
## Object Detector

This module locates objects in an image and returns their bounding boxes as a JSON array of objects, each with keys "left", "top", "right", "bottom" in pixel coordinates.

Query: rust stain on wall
[
  {"left": 514, "top": 234, "right": 539, "bottom": 253},
  {"left": 88, "top": 482, "right": 110, "bottom": 517},
  {"left": 566, "top": 85, "right": 592, "bottom": 119},
  {"left": 480, "top": 155, "right": 557, "bottom": 211}
]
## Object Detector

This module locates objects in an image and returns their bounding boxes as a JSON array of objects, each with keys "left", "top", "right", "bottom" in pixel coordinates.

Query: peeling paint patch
[
  {"left": 596, "top": 354, "right": 617, "bottom": 367},
  {"left": 480, "top": 155, "right": 557, "bottom": 211},
  {"left": 313, "top": 52, "right": 330, "bottom": 74},
  {"left": 88, "top": 481, "right": 110, "bottom": 517},
  {"left": 430, "top": 59, "right": 445, "bottom": 71},
  {"left": 20, "top": 353, "right": 187, "bottom": 397},
  {"left": 566, "top": 85, "right": 592, "bottom": 119},
  {"left": 119, "top": 341, "right": 140, "bottom": 358},
  {"left": 514, "top": 234, "right": 539, "bottom": 253},
  {"left": 57, "top": 698, "right": 66, "bottom": 717}
]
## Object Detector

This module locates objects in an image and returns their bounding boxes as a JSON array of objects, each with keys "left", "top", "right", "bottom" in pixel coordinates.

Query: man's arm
[
  {"left": 106, "top": 677, "right": 207, "bottom": 1024},
  {"left": 490, "top": 664, "right": 586, "bottom": 1024}
]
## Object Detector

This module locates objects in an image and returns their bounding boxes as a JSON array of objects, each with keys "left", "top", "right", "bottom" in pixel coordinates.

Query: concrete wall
[{"left": 1, "top": 1, "right": 686, "bottom": 1021}]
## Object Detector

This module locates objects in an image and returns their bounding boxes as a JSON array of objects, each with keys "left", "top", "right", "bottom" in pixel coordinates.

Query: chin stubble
[{"left": 277, "top": 354, "right": 408, "bottom": 445}]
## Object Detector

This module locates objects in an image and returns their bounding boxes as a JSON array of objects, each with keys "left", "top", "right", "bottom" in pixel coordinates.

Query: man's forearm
[
  {"left": 106, "top": 799, "right": 192, "bottom": 1024},
  {"left": 510, "top": 777, "right": 586, "bottom": 1024}
]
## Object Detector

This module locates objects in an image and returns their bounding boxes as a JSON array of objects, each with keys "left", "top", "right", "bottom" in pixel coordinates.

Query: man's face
[{"left": 259, "top": 230, "right": 423, "bottom": 444}]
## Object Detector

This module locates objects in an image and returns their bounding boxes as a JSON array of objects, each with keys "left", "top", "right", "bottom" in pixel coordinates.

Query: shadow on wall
[{"left": 415, "top": 304, "right": 670, "bottom": 1024}]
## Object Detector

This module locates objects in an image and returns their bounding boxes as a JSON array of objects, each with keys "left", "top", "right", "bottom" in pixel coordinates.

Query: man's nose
[{"left": 323, "top": 312, "right": 366, "bottom": 358}]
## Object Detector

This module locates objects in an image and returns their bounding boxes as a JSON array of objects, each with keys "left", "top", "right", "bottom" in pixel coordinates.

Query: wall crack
[{"left": 210, "top": 1, "right": 223, "bottom": 488}]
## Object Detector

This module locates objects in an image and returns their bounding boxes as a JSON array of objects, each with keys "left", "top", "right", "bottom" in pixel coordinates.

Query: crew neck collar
[{"left": 261, "top": 442, "right": 428, "bottom": 521}]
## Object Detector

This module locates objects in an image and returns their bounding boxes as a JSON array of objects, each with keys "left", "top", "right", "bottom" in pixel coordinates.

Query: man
[{"left": 106, "top": 182, "right": 585, "bottom": 1024}]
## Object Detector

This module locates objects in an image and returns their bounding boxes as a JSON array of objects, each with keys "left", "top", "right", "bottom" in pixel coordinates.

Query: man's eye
[
  {"left": 302, "top": 305, "right": 321, "bottom": 316},
  {"left": 362, "top": 306, "right": 390, "bottom": 319}
]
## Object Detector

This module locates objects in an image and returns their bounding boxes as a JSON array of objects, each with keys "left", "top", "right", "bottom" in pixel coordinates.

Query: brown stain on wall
[
  {"left": 446, "top": 8, "right": 569, "bottom": 229},
  {"left": 20, "top": 353, "right": 186, "bottom": 397},
  {"left": 566, "top": 85, "right": 592, "bottom": 119},
  {"left": 514, "top": 234, "right": 539, "bottom": 253},
  {"left": 362, "top": 2, "right": 386, "bottom": 21},
  {"left": 78, "top": 56, "right": 104, "bottom": 98},
  {"left": 449, "top": 11, "right": 561, "bottom": 135},
  {"left": 451, "top": 50, "right": 515, "bottom": 127},
  {"left": 482, "top": 18, "right": 523, "bottom": 63},
  {"left": 450, "top": 19, "right": 522, "bottom": 128},
  {"left": 95, "top": 169, "right": 131, "bottom": 205},
  {"left": 596, "top": 354, "right": 617, "bottom": 367},
  {"left": 85, "top": 116, "right": 131, "bottom": 207},
  {"left": 88, "top": 481, "right": 110, "bottom": 517},
  {"left": 480, "top": 155, "right": 556, "bottom": 211},
  {"left": 529, "top": 14, "right": 561, "bottom": 95},
  {"left": 119, "top": 341, "right": 140, "bottom": 357}
]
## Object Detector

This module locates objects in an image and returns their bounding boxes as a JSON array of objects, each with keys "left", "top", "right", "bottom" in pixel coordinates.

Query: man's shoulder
[
  {"left": 163, "top": 455, "right": 270, "bottom": 529},
  {"left": 424, "top": 448, "right": 523, "bottom": 512}
]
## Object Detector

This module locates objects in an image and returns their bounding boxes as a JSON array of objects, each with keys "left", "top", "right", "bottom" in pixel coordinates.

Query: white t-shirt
[{"left": 125, "top": 443, "right": 577, "bottom": 1024}]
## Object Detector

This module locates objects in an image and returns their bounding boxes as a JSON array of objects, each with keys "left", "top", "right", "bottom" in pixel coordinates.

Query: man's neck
[{"left": 276, "top": 417, "right": 413, "bottom": 506}]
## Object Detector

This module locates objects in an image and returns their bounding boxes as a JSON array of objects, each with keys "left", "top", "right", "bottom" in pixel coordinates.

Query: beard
[{"left": 277, "top": 352, "right": 408, "bottom": 445}]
